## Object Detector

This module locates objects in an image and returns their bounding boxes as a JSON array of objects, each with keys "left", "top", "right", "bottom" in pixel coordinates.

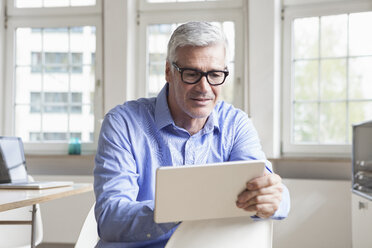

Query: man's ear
[{"left": 165, "top": 61, "right": 172, "bottom": 83}]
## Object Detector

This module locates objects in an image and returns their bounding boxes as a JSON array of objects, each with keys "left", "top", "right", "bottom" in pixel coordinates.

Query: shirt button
[{"left": 147, "top": 233, "right": 151, "bottom": 238}]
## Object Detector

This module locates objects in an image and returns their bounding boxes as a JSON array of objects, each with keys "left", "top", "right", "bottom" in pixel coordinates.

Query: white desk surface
[{"left": 0, "top": 183, "right": 93, "bottom": 212}]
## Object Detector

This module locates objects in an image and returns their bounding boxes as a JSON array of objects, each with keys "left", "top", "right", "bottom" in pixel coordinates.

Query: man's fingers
[
  {"left": 244, "top": 203, "right": 279, "bottom": 219},
  {"left": 246, "top": 173, "right": 282, "bottom": 191},
  {"left": 237, "top": 191, "right": 282, "bottom": 209},
  {"left": 237, "top": 186, "right": 279, "bottom": 204}
]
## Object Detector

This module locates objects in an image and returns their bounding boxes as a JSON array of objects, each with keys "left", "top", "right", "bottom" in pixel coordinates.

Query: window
[
  {"left": 283, "top": 1, "right": 372, "bottom": 156},
  {"left": 15, "top": 0, "right": 96, "bottom": 8},
  {"left": 138, "top": 0, "right": 246, "bottom": 109},
  {"left": 4, "top": 0, "right": 102, "bottom": 154}
]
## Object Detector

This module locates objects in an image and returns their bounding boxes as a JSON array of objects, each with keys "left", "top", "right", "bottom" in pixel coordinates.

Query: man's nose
[{"left": 195, "top": 75, "right": 211, "bottom": 93}]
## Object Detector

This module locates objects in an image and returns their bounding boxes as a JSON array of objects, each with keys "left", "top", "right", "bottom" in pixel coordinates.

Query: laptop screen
[{"left": 0, "top": 136, "right": 28, "bottom": 183}]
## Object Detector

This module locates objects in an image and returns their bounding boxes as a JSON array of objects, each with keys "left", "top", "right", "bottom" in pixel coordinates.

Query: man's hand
[{"left": 236, "top": 171, "right": 283, "bottom": 219}]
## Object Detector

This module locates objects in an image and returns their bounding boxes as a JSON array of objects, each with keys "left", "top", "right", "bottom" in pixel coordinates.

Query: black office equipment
[
  {"left": 352, "top": 120, "right": 372, "bottom": 200},
  {"left": 0, "top": 136, "right": 28, "bottom": 184}
]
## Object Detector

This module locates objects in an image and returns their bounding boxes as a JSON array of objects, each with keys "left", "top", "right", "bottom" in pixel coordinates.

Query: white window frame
[
  {"left": 3, "top": 0, "right": 103, "bottom": 154},
  {"left": 137, "top": 0, "right": 248, "bottom": 111},
  {"left": 282, "top": 0, "right": 372, "bottom": 157}
]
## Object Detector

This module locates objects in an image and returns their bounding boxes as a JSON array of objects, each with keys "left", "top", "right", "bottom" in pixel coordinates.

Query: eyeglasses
[{"left": 172, "top": 63, "right": 229, "bottom": 86}]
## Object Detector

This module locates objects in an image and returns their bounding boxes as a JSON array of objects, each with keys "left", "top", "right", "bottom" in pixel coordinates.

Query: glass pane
[
  {"left": 71, "top": 0, "right": 96, "bottom": 6},
  {"left": 71, "top": 65, "right": 95, "bottom": 93},
  {"left": 42, "top": 113, "right": 68, "bottom": 137},
  {"left": 43, "top": 71, "right": 69, "bottom": 91},
  {"left": 319, "top": 102, "right": 346, "bottom": 144},
  {"left": 147, "top": 23, "right": 177, "bottom": 96},
  {"left": 349, "top": 101, "right": 372, "bottom": 142},
  {"left": 16, "top": 28, "right": 42, "bottom": 66},
  {"left": 43, "top": 132, "right": 67, "bottom": 141},
  {"left": 15, "top": 66, "right": 42, "bottom": 104},
  {"left": 30, "top": 132, "right": 42, "bottom": 142},
  {"left": 220, "top": 21, "right": 235, "bottom": 104},
  {"left": 72, "top": 53, "right": 83, "bottom": 64},
  {"left": 320, "top": 14, "right": 347, "bottom": 57},
  {"left": 223, "top": 21, "right": 235, "bottom": 63},
  {"left": 72, "top": 92, "right": 82, "bottom": 103},
  {"left": 349, "top": 12, "right": 372, "bottom": 56},
  {"left": 16, "top": 0, "right": 42, "bottom": 7},
  {"left": 149, "top": 63, "right": 166, "bottom": 97},
  {"left": 16, "top": 0, "right": 96, "bottom": 8},
  {"left": 45, "top": 92, "right": 68, "bottom": 103},
  {"left": 14, "top": 105, "right": 41, "bottom": 143},
  {"left": 30, "top": 93, "right": 41, "bottom": 113},
  {"left": 293, "top": 103, "right": 318, "bottom": 143},
  {"left": 294, "top": 60, "right": 318, "bottom": 101},
  {"left": 43, "top": 0, "right": 69, "bottom": 7},
  {"left": 220, "top": 62, "right": 234, "bottom": 104},
  {"left": 349, "top": 57, "right": 372, "bottom": 100},
  {"left": 294, "top": 17, "right": 319, "bottom": 59},
  {"left": 43, "top": 28, "right": 68, "bottom": 52},
  {"left": 70, "top": 26, "right": 96, "bottom": 63},
  {"left": 320, "top": 59, "right": 346, "bottom": 100},
  {"left": 69, "top": 105, "right": 94, "bottom": 142}
]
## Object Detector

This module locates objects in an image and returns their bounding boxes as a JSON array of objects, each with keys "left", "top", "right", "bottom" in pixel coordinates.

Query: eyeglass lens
[{"left": 182, "top": 69, "right": 226, "bottom": 85}]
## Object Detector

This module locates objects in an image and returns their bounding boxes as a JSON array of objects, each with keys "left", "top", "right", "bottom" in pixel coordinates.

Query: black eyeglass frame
[{"left": 172, "top": 63, "right": 229, "bottom": 86}]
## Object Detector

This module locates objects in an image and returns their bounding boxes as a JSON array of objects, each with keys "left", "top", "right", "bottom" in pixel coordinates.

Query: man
[{"left": 94, "top": 21, "right": 290, "bottom": 248}]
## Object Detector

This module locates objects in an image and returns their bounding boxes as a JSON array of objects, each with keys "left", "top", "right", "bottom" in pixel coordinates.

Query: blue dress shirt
[{"left": 94, "top": 83, "right": 290, "bottom": 248}]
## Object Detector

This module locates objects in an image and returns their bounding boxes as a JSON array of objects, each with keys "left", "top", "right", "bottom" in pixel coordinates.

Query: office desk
[{"left": 0, "top": 183, "right": 93, "bottom": 248}]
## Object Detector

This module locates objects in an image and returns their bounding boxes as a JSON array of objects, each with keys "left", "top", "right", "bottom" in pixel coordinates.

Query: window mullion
[
  {"left": 41, "top": 28, "right": 45, "bottom": 142},
  {"left": 346, "top": 13, "right": 350, "bottom": 143},
  {"left": 317, "top": 16, "right": 321, "bottom": 144},
  {"left": 68, "top": 27, "right": 72, "bottom": 140}
]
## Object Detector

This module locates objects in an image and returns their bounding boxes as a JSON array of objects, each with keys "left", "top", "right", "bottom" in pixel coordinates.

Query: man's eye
[
  {"left": 184, "top": 70, "right": 199, "bottom": 77},
  {"left": 209, "top": 72, "right": 224, "bottom": 78}
]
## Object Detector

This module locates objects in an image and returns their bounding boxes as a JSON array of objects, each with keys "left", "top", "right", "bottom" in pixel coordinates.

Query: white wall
[
  {"left": 248, "top": 0, "right": 282, "bottom": 159},
  {"left": 103, "top": 0, "right": 137, "bottom": 114},
  {"left": 274, "top": 179, "right": 351, "bottom": 248}
]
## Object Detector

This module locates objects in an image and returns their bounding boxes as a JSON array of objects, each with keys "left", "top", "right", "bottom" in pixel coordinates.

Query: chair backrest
[
  {"left": 0, "top": 176, "right": 43, "bottom": 248},
  {"left": 75, "top": 203, "right": 99, "bottom": 248},
  {"left": 165, "top": 217, "right": 273, "bottom": 248}
]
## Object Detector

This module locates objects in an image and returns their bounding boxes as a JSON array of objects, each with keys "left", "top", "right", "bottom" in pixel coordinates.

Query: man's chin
[{"left": 187, "top": 108, "right": 213, "bottom": 119}]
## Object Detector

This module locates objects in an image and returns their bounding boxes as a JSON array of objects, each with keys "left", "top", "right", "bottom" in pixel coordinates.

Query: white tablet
[{"left": 154, "top": 160, "right": 265, "bottom": 223}]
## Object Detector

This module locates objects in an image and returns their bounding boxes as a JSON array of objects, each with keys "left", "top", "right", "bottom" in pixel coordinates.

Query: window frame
[
  {"left": 3, "top": 3, "right": 103, "bottom": 154},
  {"left": 6, "top": 0, "right": 101, "bottom": 16},
  {"left": 137, "top": 0, "right": 247, "bottom": 111},
  {"left": 282, "top": 0, "right": 372, "bottom": 157}
]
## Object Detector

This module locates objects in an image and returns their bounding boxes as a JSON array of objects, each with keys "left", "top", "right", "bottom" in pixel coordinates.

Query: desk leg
[{"left": 31, "top": 204, "right": 37, "bottom": 248}]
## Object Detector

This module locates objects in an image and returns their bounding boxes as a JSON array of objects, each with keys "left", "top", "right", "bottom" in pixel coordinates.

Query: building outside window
[{"left": 3, "top": 0, "right": 102, "bottom": 154}]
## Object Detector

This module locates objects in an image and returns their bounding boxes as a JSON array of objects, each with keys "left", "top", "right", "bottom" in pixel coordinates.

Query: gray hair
[{"left": 166, "top": 21, "right": 229, "bottom": 64}]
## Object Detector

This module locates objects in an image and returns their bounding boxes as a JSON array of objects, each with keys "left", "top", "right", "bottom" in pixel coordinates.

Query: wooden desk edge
[{"left": 0, "top": 183, "right": 93, "bottom": 212}]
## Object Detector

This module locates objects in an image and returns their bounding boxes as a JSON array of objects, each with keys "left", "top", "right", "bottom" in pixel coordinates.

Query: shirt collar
[{"left": 154, "top": 83, "right": 220, "bottom": 134}]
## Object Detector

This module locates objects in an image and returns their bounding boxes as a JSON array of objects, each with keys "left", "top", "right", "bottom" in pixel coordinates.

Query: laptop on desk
[{"left": 0, "top": 136, "right": 73, "bottom": 189}]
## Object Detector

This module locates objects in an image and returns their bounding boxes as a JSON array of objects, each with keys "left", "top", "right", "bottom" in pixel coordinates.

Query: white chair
[
  {"left": 0, "top": 176, "right": 43, "bottom": 248},
  {"left": 166, "top": 217, "right": 273, "bottom": 248},
  {"left": 75, "top": 203, "right": 99, "bottom": 248}
]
